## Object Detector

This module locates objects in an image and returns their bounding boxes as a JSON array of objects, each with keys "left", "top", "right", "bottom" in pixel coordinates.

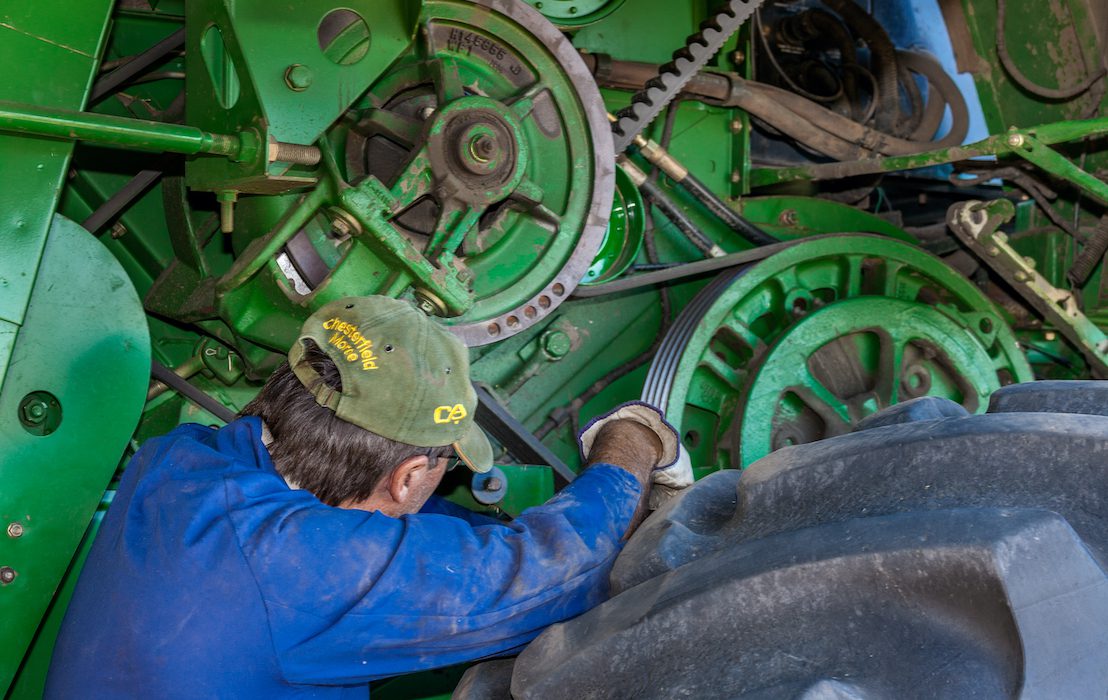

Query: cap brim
[{"left": 454, "top": 423, "right": 494, "bottom": 474}]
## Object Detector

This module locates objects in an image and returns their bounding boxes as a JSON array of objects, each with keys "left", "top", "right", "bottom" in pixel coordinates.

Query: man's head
[{"left": 242, "top": 296, "right": 492, "bottom": 516}]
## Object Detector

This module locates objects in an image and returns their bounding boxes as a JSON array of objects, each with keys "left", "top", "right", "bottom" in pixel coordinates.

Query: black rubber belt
[
  {"left": 473, "top": 384, "right": 575, "bottom": 488},
  {"left": 571, "top": 236, "right": 831, "bottom": 298}
]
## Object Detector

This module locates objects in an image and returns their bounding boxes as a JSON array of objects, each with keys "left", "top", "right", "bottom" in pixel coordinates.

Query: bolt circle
[{"left": 7, "top": 523, "right": 23, "bottom": 538}]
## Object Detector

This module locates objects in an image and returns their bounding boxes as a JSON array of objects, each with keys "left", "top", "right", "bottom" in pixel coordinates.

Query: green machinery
[{"left": 1, "top": 0, "right": 1107, "bottom": 695}]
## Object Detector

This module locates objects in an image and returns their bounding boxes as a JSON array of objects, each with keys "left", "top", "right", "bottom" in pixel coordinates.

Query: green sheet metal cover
[{"left": 0, "top": 216, "right": 150, "bottom": 693}]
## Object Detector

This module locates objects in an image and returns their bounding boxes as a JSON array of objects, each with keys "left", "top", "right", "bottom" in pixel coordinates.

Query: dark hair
[{"left": 241, "top": 340, "right": 446, "bottom": 506}]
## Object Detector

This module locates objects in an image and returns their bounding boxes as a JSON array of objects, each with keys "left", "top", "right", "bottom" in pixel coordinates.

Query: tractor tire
[{"left": 501, "top": 381, "right": 1108, "bottom": 699}]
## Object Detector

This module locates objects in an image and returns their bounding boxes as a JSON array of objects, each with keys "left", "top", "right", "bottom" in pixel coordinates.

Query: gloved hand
[
  {"left": 649, "top": 444, "right": 693, "bottom": 510},
  {"left": 578, "top": 402, "right": 693, "bottom": 508}
]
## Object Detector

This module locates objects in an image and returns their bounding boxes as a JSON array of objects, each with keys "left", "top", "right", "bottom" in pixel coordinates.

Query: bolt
[
  {"left": 1098, "top": 340, "right": 1108, "bottom": 355},
  {"left": 541, "top": 330, "right": 572, "bottom": 359},
  {"left": 730, "top": 170, "right": 741, "bottom": 184},
  {"left": 331, "top": 217, "right": 354, "bottom": 238},
  {"left": 1006, "top": 133, "right": 1025, "bottom": 149},
  {"left": 729, "top": 119, "right": 743, "bottom": 134},
  {"left": 0, "top": 567, "right": 15, "bottom": 584},
  {"left": 483, "top": 476, "right": 503, "bottom": 491},
  {"left": 569, "top": 5, "right": 578, "bottom": 13},
  {"left": 20, "top": 398, "right": 48, "bottom": 425},
  {"left": 420, "top": 106, "right": 436, "bottom": 120},
  {"left": 469, "top": 134, "right": 497, "bottom": 162},
  {"left": 217, "top": 190, "right": 237, "bottom": 234},
  {"left": 730, "top": 50, "right": 745, "bottom": 64},
  {"left": 284, "top": 64, "right": 313, "bottom": 91},
  {"left": 7, "top": 523, "right": 23, "bottom": 538}
]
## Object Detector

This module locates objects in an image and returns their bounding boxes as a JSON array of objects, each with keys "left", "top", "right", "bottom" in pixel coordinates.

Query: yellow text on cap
[{"left": 433, "top": 404, "right": 467, "bottom": 424}]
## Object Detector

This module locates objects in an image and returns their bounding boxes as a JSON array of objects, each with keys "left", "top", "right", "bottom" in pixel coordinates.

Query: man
[{"left": 46, "top": 296, "right": 685, "bottom": 698}]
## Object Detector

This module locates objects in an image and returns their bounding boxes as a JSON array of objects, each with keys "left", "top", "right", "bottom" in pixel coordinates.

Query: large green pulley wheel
[
  {"left": 304, "top": 0, "right": 614, "bottom": 346},
  {"left": 642, "top": 235, "right": 1033, "bottom": 475}
]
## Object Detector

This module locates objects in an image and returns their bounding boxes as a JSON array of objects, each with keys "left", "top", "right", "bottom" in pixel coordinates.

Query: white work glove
[
  {"left": 578, "top": 402, "right": 693, "bottom": 508},
  {"left": 649, "top": 444, "right": 693, "bottom": 510}
]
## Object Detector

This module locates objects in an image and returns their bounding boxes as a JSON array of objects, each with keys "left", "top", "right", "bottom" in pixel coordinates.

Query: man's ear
[{"left": 387, "top": 454, "right": 430, "bottom": 504}]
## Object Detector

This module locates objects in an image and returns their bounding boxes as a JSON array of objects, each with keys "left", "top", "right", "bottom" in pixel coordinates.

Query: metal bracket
[{"left": 947, "top": 199, "right": 1108, "bottom": 377}]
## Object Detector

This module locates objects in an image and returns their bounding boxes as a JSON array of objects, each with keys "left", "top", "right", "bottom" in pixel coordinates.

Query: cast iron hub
[{"left": 426, "top": 97, "right": 526, "bottom": 206}]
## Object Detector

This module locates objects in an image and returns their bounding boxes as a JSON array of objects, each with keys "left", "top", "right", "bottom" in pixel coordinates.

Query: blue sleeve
[
  {"left": 419, "top": 494, "right": 505, "bottom": 527},
  {"left": 226, "top": 464, "right": 640, "bottom": 685}
]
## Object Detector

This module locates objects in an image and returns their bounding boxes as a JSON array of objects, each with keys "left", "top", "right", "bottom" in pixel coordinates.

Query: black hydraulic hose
[
  {"left": 736, "top": 86, "right": 874, "bottom": 160},
  {"left": 736, "top": 70, "right": 968, "bottom": 154},
  {"left": 792, "top": 9, "right": 860, "bottom": 118},
  {"left": 91, "top": 27, "right": 186, "bottom": 102},
  {"left": 897, "top": 50, "right": 969, "bottom": 147},
  {"left": 897, "top": 60, "right": 924, "bottom": 138},
  {"left": 1069, "top": 215, "right": 1108, "bottom": 286},
  {"left": 822, "top": 0, "right": 899, "bottom": 133},
  {"left": 677, "top": 174, "right": 778, "bottom": 246},
  {"left": 151, "top": 360, "right": 237, "bottom": 423},
  {"left": 996, "top": 0, "right": 1105, "bottom": 101},
  {"left": 638, "top": 178, "right": 721, "bottom": 257}
]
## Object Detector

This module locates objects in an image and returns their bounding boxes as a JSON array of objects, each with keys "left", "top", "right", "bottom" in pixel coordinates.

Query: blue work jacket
[{"left": 45, "top": 417, "right": 640, "bottom": 698}]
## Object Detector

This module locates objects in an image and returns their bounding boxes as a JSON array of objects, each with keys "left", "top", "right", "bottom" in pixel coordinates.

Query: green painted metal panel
[
  {"left": 0, "top": 0, "right": 114, "bottom": 381},
  {"left": 0, "top": 217, "right": 150, "bottom": 695}
]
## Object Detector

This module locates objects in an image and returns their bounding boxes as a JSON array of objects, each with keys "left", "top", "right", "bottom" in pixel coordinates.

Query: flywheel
[{"left": 642, "top": 235, "right": 1034, "bottom": 474}]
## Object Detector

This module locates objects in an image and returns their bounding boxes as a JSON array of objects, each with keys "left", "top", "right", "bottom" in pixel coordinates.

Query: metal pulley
[{"left": 642, "top": 235, "right": 1034, "bottom": 475}]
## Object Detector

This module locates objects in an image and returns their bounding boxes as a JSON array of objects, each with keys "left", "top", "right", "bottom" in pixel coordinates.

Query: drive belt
[{"left": 611, "top": 0, "right": 768, "bottom": 153}]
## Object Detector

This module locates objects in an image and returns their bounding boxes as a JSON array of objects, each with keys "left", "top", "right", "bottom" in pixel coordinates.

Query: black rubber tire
[{"left": 503, "top": 381, "right": 1108, "bottom": 699}]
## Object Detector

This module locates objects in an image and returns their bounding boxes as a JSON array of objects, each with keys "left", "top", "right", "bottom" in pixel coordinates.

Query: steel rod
[{"left": 0, "top": 100, "right": 241, "bottom": 157}]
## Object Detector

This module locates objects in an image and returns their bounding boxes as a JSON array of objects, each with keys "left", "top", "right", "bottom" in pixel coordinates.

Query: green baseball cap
[{"left": 289, "top": 296, "right": 493, "bottom": 473}]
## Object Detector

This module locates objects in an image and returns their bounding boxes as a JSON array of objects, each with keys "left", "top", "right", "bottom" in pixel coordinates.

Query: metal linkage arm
[{"left": 947, "top": 200, "right": 1108, "bottom": 378}]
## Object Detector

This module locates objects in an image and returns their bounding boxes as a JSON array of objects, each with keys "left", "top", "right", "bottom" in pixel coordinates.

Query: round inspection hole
[
  {"left": 318, "top": 9, "right": 371, "bottom": 66},
  {"left": 524, "top": 305, "right": 537, "bottom": 320},
  {"left": 538, "top": 295, "right": 552, "bottom": 309},
  {"left": 487, "top": 323, "right": 501, "bottom": 337},
  {"left": 506, "top": 316, "right": 520, "bottom": 328},
  {"left": 552, "top": 283, "right": 566, "bottom": 297}
]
